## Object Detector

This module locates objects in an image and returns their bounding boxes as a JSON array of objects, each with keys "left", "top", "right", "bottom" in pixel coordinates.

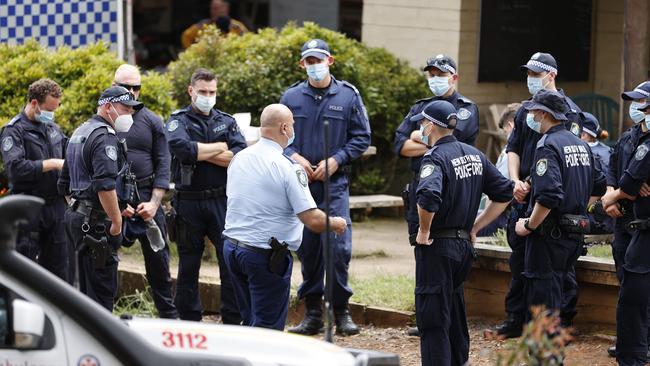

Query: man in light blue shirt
[{"left": 223, "top": 104, "right": 347, "bottom": 330}]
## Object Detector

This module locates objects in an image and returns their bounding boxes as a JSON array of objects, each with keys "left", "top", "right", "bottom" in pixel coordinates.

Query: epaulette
[
  {"left": 456, "top": 94, "right": 475, "bottom": 105},
  {"left": 170, "top": 107, "right": 188, "bottom": 116},
  {"left": 341, "top": 80, "right": 362, "bottom": 95},
  {"left": 6, "top": 115, "right": 21, "bottom": 126},
  {"left": 423, "top": 145, "right": 438, "bottom": 157},
  {"left": 536, "top": 134, "right": 548, "bottom": 149},
  {"left": 282, "top": 153, "right": 297, "bottom": 164},
  {"left": 414, "top": 96, "right": 435, "bottom": 105}
]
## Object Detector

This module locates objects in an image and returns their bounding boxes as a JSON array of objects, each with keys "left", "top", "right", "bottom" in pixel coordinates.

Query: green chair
[{"left": 572, "top": 93, "right": 619, "bottom": 145}]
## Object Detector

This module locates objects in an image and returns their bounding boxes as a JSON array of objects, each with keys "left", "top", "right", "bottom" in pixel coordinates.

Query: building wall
[{"left": 361, "top": 0, "right": 625, "bottom": 153}]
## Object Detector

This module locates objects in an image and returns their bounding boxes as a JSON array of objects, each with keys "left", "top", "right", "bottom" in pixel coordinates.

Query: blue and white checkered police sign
[{"left": 0, "top": 0, "right": 122, "bottom": 54}]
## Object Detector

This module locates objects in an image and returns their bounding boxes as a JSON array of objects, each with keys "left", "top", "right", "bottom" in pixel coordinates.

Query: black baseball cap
[
  {"left": 423, "top": 54, "right": 457, "bottom": 75},
  {"left": 97, "top": 86, "right": 143, "bottom": 110},
  {"left": 300, "top": 39, "right": 331, "bottom": 60},
  {"left": 520, "top": 52, "right": 558, "bottom": 74},
  {"left": 621, "top": 81, "right": 650, "bottom": 101},
  {"left": 522, "top": 89, "right": 568, "bottom": 121},
  {"left": 409, "top": 100, "right": 458, "bottom": 129}
]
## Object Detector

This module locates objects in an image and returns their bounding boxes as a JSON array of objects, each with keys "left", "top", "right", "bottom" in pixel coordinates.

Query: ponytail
[{"left": 598, "top": 129, "right": 609, "bottom": 140}]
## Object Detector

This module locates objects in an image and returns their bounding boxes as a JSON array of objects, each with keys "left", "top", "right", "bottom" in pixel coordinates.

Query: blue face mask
[
  {"left": 36, "top": 107, "right": 54, "bottom": 124},
  {"left": 419, "top": 122, "right": 430, "bottom": 146},
  {"left": 527, "top": 74, "right": 550, "bottom": 95},
  {"left": 285, "top": 125, "right": 295, "bottom": 146},
  {"left": 428, "top": 76, "right": 451, "bottom": 96},
  {"left": 630, "top": 101, "right": 646, "bottom": 123},
  {"left": 526, "top": 113, "right": 542, "bottom": 133},
  {"left": 645, "top": 114, "right": 650, "bottom": 131},
  {"left": 306, "top": 62, "right": 329, "bottom": 82}
]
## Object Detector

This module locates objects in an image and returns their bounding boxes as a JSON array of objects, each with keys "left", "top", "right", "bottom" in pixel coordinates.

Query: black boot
[
  {"left": 288, "top": 296, "right": 323, "bottom": 335},
  {"left": 334, "top": 306, "right": 360, "bottom": 336},
  {"left": 607, "top": 345, "right": 616, "bottom": 358},
  {"left": 494, "top": 313, "right": 523, "bottom": 339},
  {"left": 406, "top": 326, "right": 420, "bottom": 337}
]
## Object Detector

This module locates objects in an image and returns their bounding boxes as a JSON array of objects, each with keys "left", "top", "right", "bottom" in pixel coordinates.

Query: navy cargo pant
[
  {"left": 64, "top": 209, "right": 119, "bottom": 311},
  {"left": 522, "top": 232, "right": 581, "bottom": 320},
  {"left": 296, "top": 174, "right": 353, "bottom": 308},
  {"left": 124, "top": 188, "right": 178, "bottom": 319},
  {"left": 504, "top": 203, "right": 527, "bottom": 319},
  {"left": 616, "top": 230, "right": 650, "bottom": 366},
  {"left": 415, "top": 238, "right": 474, "bottom": 366},
  {"left": 223, "top": 240, "right": 293, "bottom": 330},
  {"left": 16, "top": 197, "right": 70, "bottom": 283},
  {"left": 612, "top": 212, "right": 634, "bottom": 283},
  {"left": 173, "top": 196, "right": 240, "bottom": 323}
]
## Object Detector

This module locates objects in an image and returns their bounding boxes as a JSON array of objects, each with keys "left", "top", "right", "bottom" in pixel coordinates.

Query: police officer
[
  {"left": 496, "top": 52, "right": 586, "bottom": 338},
  {"left": 166, "top": 68, "right": 247, "bottom": 323},
  {"left": 0, "top": 79, "right": 69, "bottom": 282},
  {"left": 412, "top": 100, "right": 512, "bottom": 365},
  {"left": 601, "top": 101, "right": 650, "bottom": 366},
  {"left": 394, "top": 54, "right": 480, "bottom": 239},
  {"left": 222, "top": 104, "right": 347, "bottom": 330},
  {"left": 58, "top": 86, "right": 142, "bottom": 310},
  {"left": 112, "top": 64, "right": 178, "bottom": 319},
  {"left": 581, "top": 112, "right": 613, "bottom": 235},
  {"left": 514, "top": 90, "right": 605, "bottom": 321},
  {"left": 602, "top": 81, "right": 650, "bottom": 358},
  {"left": 280, "top": 39, "right": 371, "bottom": 336}
]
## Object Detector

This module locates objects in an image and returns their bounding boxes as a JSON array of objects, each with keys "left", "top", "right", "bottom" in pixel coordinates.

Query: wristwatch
[{"left": 524, "top": 219, "right": 537, "bottom": 232}]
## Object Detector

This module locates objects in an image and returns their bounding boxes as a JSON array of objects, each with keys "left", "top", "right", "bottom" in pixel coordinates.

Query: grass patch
[
  {"left": 351, "top": 249, "right": 389, "bottom": 260},
  {"left": 349, "top": 273, "right": 415, "bottom": 312},
  {"left": 492, "top": 228, "right": 508, "bottom": 247},
  {"left": 113, "top": 287, "right": 158, "bottom": 318}
]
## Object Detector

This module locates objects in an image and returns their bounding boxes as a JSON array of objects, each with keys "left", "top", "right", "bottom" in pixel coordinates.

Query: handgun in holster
[
  {"left": 401, "top": 183, "right": 410, "bottom": 209},
  {"left": 181, "top": 164, "right": 195, "bottom": 186},
  {"left": 559, "top": 214, "right": 591, "bottom": 235},
  {"left": 268, "top": 237, "right": 289, "bottom": 275},
  {"left": 587, "top": 200, "right": 606, "bottom": 216},
  {"left": 627, "top": 219, "right": 650, "bottom": 231},
  {"left": 83, "top": 234, "right": 110, "bottom": 270}
]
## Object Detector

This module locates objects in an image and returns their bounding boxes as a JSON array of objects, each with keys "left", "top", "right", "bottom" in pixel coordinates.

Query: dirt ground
[{"left": 308, "top": 319, "right": 617, "bottom": 366}]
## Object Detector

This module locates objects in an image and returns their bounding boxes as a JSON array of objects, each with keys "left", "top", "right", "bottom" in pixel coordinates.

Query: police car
[{"left": 0, "top": 195, "right": 399, "bottom": 366}]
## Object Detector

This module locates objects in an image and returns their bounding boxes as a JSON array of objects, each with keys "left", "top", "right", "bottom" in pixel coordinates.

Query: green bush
[
  {"left": 168, "top": 22, "right": 429, "bottom": 194},
  {"left": 0, "top": 40, "right": 176, "bottom": 135}
]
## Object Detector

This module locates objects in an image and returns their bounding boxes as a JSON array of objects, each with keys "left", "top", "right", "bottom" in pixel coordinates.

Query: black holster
[
  {"left": 165, "top": 205, "right": 178, "bottom": 242},
  {"left": 539, "top": 214, "right": 590, "bottom": 240},
  {"left": 627, "top": 219, "right": 650, "bottom": 231},
  {"left": 83, "top": 234, "right": 110, "bottom": 270},
  {"left": 181, "top": 164, "right": 195, "bottom": 186},
  {"left": 268, "top": 237, "right": 289, "bottom": 275}
]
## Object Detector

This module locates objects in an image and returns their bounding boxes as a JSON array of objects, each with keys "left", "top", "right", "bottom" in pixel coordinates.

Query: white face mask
[
  {"left": 194, "top": 92, "right": 216, "bottom": 114},
  {"left": 111, "top": 105, "right": 134, "bottom": 133}
]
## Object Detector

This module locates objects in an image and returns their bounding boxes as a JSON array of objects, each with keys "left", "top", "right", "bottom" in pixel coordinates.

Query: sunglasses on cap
[{"left": 117, "top": 83, "right": 141, "bottom": 92}]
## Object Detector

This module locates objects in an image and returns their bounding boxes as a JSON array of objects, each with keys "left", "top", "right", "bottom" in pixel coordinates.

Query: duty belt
[
  {"left": 71, "top": 200, "right": 108, "bottom": 221},
  {"left": 175, "top": 187, "right": 225, "bottom": 200},
  {"left": 135, "top": 174, "right": 155, "bottom": 189},
  {"left": 627, "top": 219, "right": 650, "bottom": 231},
  {"left": 429, "top": 229, "right": 471, "bottom": 240},
  {"left": 224, "top": 236, "right": 271, "bottom": 254}
]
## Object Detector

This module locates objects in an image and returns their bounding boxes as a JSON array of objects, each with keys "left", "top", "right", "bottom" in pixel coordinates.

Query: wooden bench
[{"left": 349, "top": 194, "right": 403, "bottom": 221}]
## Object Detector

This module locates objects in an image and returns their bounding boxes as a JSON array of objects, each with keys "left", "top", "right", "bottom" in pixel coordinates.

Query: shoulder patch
[
  {"left": 2, "top": 136, "right": 13, "bottom": 152},
  {"left": 457, "top": 108, "right": 472, "bottom": 120},
  {"left": 536, "top": 159, "right": 548, "bottom": 176},
  {"left": 296, "top": 169, "right": 308, "bottom": 187},
  {"left": 419, "top": 164, "right": 435, "bottom": 179},
  {"left": 105, "top": 145, "right": 118, "bottom": 161},
  {"left": 536, "top": 134, "right": 548, "bottom": 149},
  {"left": 635, "top": 144, "right": 649, "bottom": 161},
  {"left": 167, "top": 120, "right": 179, "bottom": 132},
  {"left": 570, "top": 122, "right": 581, "bottom": 137}
]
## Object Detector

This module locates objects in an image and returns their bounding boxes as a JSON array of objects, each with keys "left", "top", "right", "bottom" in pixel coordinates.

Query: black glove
[{"left": 107, "top": 232, "right": 123, "bottom": 251}]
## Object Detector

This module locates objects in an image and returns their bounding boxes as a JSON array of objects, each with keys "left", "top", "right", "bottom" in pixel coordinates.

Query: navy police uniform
[
  {"left": 414, "top": 101, "right": 512, "bottom": 365},
  {"left": 615, "top": 127, "right": 650, "bottom": 366},
  {"left": 500, "top": 54, "right": 585, "bottom": 331},
  {"left": 58, "top": 116, "right": 126, "bottom": 310},
  {"left": 280, "top": 75, "right": 370, "bottom": 312},
  {"left": 165, "top": 105, "right": 247, "bottom": 322},
  {"left": 394, "top": 55, "right": 479, "bottom": 236},
  {"left": 1, "top": 111, "right": 69, "bottom": 281},
  {"left": 520, "top": 91, "right": 605, "bottom": 318},
  {"left": 117, "top": 106, "right": 178, "bottom": 318},
  {"left": 582, "top": 112, "right": 613, "bottom": 235}
]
